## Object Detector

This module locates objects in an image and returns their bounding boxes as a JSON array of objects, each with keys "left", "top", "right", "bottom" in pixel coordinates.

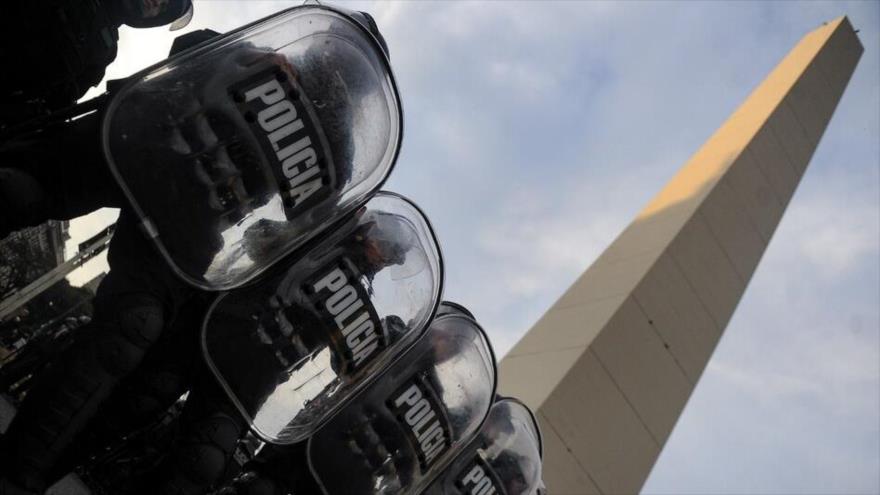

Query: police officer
[
  {"left": 0, "top": 0, "right": 193, "bottom": 125},
  {"left": 1, "top": 7, "right": 399, "bottom": 495},
  {"left": 0, "top": 0, "right": 194, "bottom": 239}
]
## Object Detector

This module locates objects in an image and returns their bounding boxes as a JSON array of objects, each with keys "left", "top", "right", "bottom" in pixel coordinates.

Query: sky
[{"left": 65, "top": 1, "right": 880, "bottom": 493}]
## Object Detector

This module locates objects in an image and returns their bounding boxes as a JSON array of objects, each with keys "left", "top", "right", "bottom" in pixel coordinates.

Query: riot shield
[
  {"left": 101, "top": 4, "right": 402, "bottom": 289},
  {"left": 307, "top": 313, "right": 498, "bottom": 494},
  {"left": 201, "top": 192, "right": 441, "bottom": 444},
  {"left": 424, "top": 398, "right": 545, "bottom": 495}
]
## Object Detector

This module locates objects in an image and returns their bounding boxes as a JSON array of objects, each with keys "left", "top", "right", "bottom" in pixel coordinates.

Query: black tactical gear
[
  {"left": 0, "top": 111, "right": 124, "bottom": 239},
  {"left": 0, "top": 5, "right": 411, "bottom": 494},
  {"left": 0, "top": 212, "right": 195, "bottom": 492},
  {"left": 109, "top": 0, "right": 194, "bottom": 29},
  {"left": 0, "top": 0, "right": 193, "bottom": 128},
  {"left": 0, "top": 1, "right": 118, "bottom": 123}
]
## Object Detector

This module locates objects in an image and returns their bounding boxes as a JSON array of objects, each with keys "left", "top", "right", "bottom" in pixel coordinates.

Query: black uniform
[
  {"left": 0, "top": 6, "right": 200, "bottom": 494},
  {"left": 0, "top": 5, "right": 393, "bottom": 494},
  {"left": 0, "top": 0, "right": 195, "bottom": 238}
]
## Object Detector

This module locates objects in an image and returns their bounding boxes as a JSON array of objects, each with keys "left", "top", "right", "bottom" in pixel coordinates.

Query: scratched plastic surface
[
  {"left": 424, "top": 398, "right": 545, "bottom": 495},
  {"left": 307, "top": 313, "right": 497, "bottom": 494},
  {"left": 201, "top": 193, "right": 441, "bottom": 444},
  {"left": 102, "top": 5, "right": 401, "bottom": 289}
]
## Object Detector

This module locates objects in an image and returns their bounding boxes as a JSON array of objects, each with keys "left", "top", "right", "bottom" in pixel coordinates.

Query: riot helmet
[
  {"left": 360, "top": 212, "right": 412, "bottom": 267},
  {"left": 111, "top": 0, "right": 194, "bottom": 29},
  {"left": 353, "top": 207, "right": 432, "bottom": 287}
]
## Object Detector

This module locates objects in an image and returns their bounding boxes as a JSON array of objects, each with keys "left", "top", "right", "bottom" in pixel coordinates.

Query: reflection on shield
[
  {"left": 307, "top": 313, "right": 498, "bottom": 495},
  {"left": 425, "top": 398, "right": 545, "bottom": 495},
  {"left": 102, "top": 5, "right": 402, "bottom": 289},
  {"left": 202, "top": 193, "right": 442, "bottom": 444}
]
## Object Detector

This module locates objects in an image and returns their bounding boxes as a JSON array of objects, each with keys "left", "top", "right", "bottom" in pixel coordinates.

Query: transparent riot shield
[
  {"left": 424, "top": 398, "right": 545, "bottom": 495},
  {"left": 101, "top": 4, "right": 402, "bottom": 289},
  {"left": 307, "top": 313, "right": 498, "bottom": 494},
  {"left": 201, "top": 192, "right": 441, "bottom": 444}
]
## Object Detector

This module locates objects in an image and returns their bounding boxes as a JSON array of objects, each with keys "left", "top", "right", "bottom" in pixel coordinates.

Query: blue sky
[{"left": 68, "top": 1, "right": 879, "bottom": 493}]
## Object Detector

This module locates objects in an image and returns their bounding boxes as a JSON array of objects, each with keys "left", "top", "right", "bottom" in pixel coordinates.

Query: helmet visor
[{"left": 169, "top": 3, "right": 194, "bottom": 31}]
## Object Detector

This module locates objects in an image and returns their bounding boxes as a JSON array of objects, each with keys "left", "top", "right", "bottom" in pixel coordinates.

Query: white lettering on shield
[
  {"left": 244, "top": 79, "right": 322, "bottom": 208},
  {"left": 311, "top": 267, "right": 379, "bottom": 367},
  {"left": 392, "top": 384, "right": 448, "bottom": 466},
  {"left": 461, "top": 464, "right": 497, "bottom": 495}
]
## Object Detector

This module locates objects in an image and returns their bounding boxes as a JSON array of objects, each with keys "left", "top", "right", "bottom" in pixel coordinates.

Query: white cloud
[
  {"left": 487, "top": 60, "right": 559, "bottom": 98},
  {"left": 789, "top": 198, "right": 879, "bottom": 277}
]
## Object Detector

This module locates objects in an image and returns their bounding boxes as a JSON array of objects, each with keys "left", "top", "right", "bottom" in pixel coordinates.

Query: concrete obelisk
[{"left": 498, "top": 17, "right": 863, "bottom": 494}]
